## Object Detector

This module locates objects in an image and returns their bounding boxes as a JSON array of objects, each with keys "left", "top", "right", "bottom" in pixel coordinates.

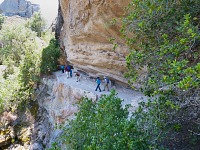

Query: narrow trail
[{"left": 54, "top": 70, "right": 147, "bottom": 110}]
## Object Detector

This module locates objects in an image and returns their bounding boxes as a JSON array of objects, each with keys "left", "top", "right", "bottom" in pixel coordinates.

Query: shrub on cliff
[
  {"left": 0, "top": 14, "right": 5, "bottom": 30},
  {"left": 0, "top": 19, "right": 44, "bottom": 112},
  {"left": 26, "top": 12, "right": 46, "bottom": 37},
  {"left": 121, "top": 0, "right": 200, "bottom": 148},
  {"left": 53, "top": 91, "right": 160, "bottom": 150},
  {"left": 40, "top": 38, "right": 60, "bottom": 74}
]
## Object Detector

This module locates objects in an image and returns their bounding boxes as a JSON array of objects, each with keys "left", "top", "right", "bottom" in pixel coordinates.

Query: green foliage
[
  {"left": 123, "top": 0, "right": 199, "bottom": 91},
  {"left": 48, "top": 142, "right": 61, "bottom": 150},
  {"left": 0, "top": 15, "right": 58, "bottom": 112},
  {"left": 0, "top": 24, "right": 37, "bottom": 65},
  {"left": 121, "top": 0, "right": 200, "bottom": 148},
  {"left": 0, "top": 14, "right": 5, "bottom": 30},
  {"left": 0, "top": 68, "right": 20, "bottom": 113},
  {"left": 57, "top": 90, "right": 154, "bottom": 150},
  {"left": 26, "top": 12, "right": 46, "bottom": 37},
  {"left": 0, "top": 17, "right": 48, "bottom": 112},
  {"left": 40, "top": 38, "right": 60, "bottom": 74},
  {"left": 19, "top": 46, "right": 41, "bottom": 92}
]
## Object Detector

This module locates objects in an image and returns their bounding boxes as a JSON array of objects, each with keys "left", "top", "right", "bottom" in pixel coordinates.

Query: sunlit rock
[{"left": 57, "top": 0, "right": 132, "bottom": 84}]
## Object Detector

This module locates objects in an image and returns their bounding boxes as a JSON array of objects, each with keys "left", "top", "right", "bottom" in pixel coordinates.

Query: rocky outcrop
[
  {"left": 0, "top": 0, "right": 40, "bottom": 18},
  {"left": 29, "top": 76, "right": 99, "bottom": 149},
  {"left": 0, "top": 110, "right": 33, "bottom": 149},
  {"left": 55, "top": 3, "right": 64, "bottom": 39},
  {"left": 36, "top": 73, "right": 145, "bottom": 149},
  {"left": 57, "top": 0, "right": 132, "bottom": 84},
  {"left": 40, "top": 77, "right": 97, "bottom": 126},
  {"left": 0, "top": 72, "right": 145, "bottom": 149}
]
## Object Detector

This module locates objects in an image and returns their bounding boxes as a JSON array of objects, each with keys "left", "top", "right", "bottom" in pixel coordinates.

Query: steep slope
[{"left": 36, "top": 71, "right": 146, "bottom": 149}]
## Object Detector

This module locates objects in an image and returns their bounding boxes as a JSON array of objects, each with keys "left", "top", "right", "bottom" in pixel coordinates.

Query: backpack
[
  {"left": 67, "top": 65, "right": 71, "bottom": 71},
  {"left": 65, "top": 66, "right": 69, "bottom": 71},
  {"left": 61, "top": 65, "right": 64, "bottom": 70},
  {"left": 96, "top": 79, "right": 101, "bottom": 84},
  {"left": 106, "top": 78, "right": 109, "bottom": 83}
]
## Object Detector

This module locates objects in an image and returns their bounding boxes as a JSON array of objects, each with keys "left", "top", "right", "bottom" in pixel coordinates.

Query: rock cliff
[
  {"left": 35, "top": 72, "right": 145, "bottom": 149},
  {"left": 0, "top": 0, "right": 39, "bottom": 17},
  {"left": 57, "top": 0, "right": 132, "bottom": 84},
  {"left": 0, "top": 72, "right": 145, "bottom": 149}
]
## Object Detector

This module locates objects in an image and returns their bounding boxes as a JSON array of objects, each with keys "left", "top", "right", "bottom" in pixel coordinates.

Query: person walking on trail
[
  {"left": 103, "top": 76, "right": 110, "bottom": 91},
  {"left": 95, "top": 77, "right": 101, "bottom": 92},
  {"left": 69, "top": 65, "right": 74, "bottom": 77},
  {"left": 60, "top": 65, "right": 65, "bottom": 73},
  {"left": 75, "top": 71, "right": 81, "bottom": 82},
  {"left": 65, "top": 65, "right": 70, "bottom": 78}
]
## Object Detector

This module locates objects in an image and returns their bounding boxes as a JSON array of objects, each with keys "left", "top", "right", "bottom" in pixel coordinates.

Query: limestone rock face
[
  {"left": 34, "top": 77, "right": 99, "bottom": 149},
  {"left": 58, "top": 0, "right": 131, "bottom": 84},
  {"left": 40, "top": 77, "right": 97, "bottom": 126},
  {"left": 0, "top": 0, "right": 40, "bottom": 17},
  {"left": 38, "top": 74, "right": 145, "bottom": 149}
]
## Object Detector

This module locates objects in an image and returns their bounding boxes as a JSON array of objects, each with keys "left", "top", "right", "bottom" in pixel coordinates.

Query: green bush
[
  {"left": 0, "top": 24, "right": 38, "bottom": 66},
  {"left": 0, "top": 14, "right": 5, "bottom": 30},
  {"left": 0, "top": 68, "right": 20, "bottom": 113},
  {"left": 120, "top": 0, "right": 200, "bottom": 148},
  {"left": 56, "top": 91, "right": 153, "bottom": 150},
  {"left": 0, "top": 18, "right": 45, "bottom": 112},
  {"left": 26, "top": 12, "right": 46, "bottom": 37},
  {"left": 40, "top": 38, "right": 60, "bottom": 74}
]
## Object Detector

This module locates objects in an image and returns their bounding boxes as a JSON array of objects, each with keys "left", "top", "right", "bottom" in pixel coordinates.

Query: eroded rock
[{"left": 57, "top": 0, "right": 132, "bottom": 84}]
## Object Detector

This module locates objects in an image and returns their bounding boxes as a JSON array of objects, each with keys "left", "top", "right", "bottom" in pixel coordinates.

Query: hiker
[
  {"left": 103, "top": 76, "right": 110, "bottom": 91},
  {"left": 65, "top": 65, "right": 70, "bottom": 78},
  {"left": 75, "top": 71, "right": 81, "bottom": 82},
  {"left": 69, "top": 65, "right": 74, "bottom": 77},
  {"left": 60, "top": 65, "right": 65, "bottom": 73},
  {"left": 95, "top": 77, "right": 101, "bottom": 92}
]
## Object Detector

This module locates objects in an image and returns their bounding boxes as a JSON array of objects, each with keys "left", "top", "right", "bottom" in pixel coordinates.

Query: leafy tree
[
  {"left": 58, "top": 91, "right": 151, "bottom": 150},
  {"left": 0, "top": 24, "right": 37, "bottom": 66},
  {"left": 121, "top": 0, "right": 200, "bottom": 148},
  {"left": 0, "top": 19, "right": 44, "bottom": 112},
  {"left": 40, "top": 38, "right": 60, "bottom": 74},
  {"left": 26, "top": 12, "right": 46, "bottom": 37},
  {"left": 0, "top": 68, "right": 20, "bottom": 113},
  {"left": 19, "top": 45, "right": 41, "bottom": 93},
  {"left": 0, "top": 14, "right": 5, "bottom": 30},
  {"left": 0, "top": 14, "right": 5, "bottom": 64}
]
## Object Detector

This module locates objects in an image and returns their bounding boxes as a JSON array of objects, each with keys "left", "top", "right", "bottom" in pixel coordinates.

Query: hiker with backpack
[
  {"left": 103, "top": 76, "right": 110, "bottom": 91},
  {"left": 95, "top": 77, "right": 101, "bottom": 92},
  {"left": 65, "top": 65, "right": 70, "bottom": 78},
  {"left": 75, "top": 71, "right": 81, "bottom": 82},
  {"left": 60, "top": 65, "right": 65, "bottom": 73},
  {"left": 69, "top": 65, "right": 74, "bottom": 77}
]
